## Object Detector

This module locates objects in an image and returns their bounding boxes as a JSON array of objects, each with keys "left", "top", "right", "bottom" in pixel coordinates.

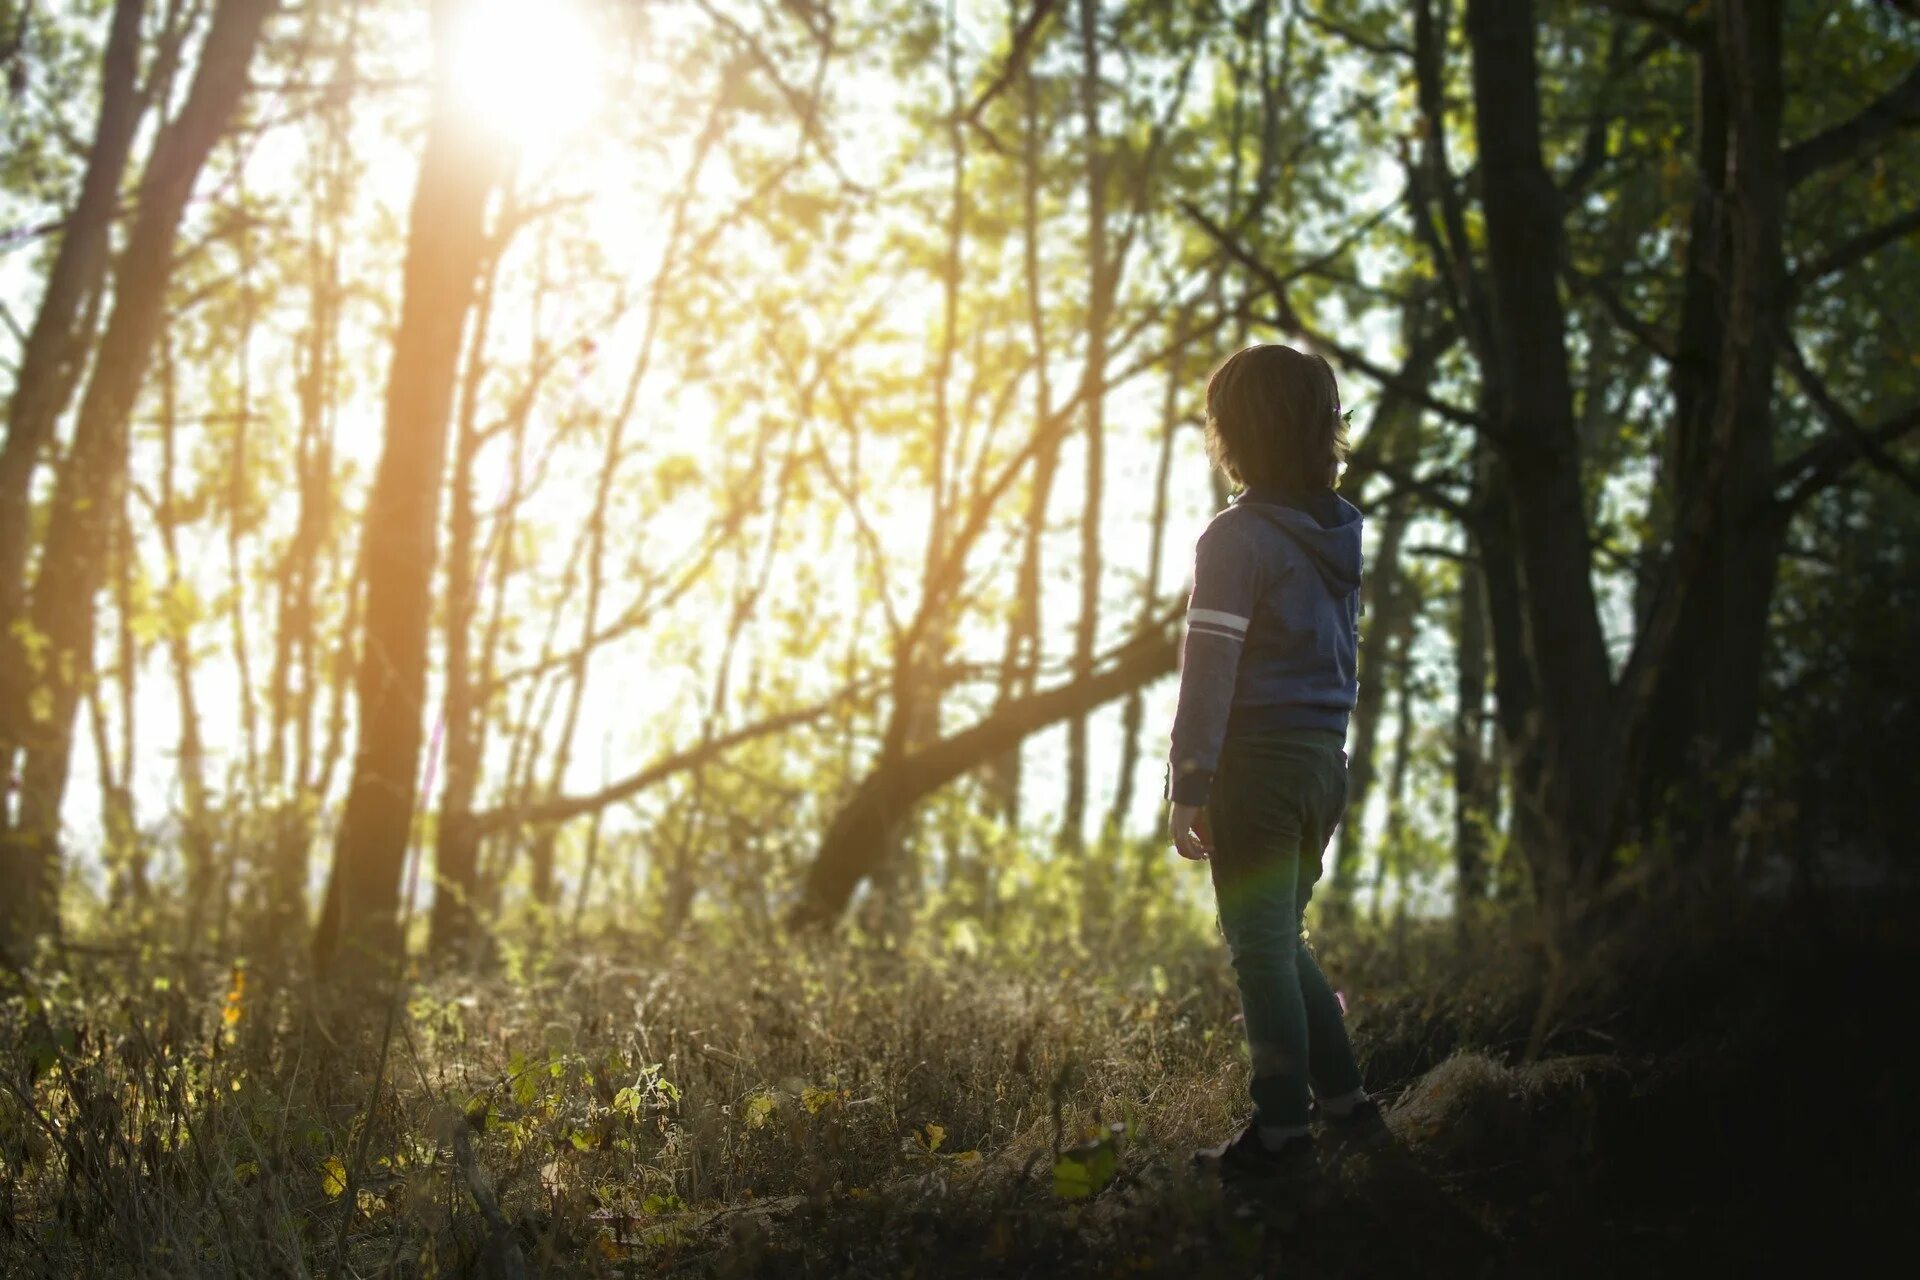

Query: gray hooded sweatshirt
[{"left": 1164, "top": 486, "right": 1363, "bottom": 807}]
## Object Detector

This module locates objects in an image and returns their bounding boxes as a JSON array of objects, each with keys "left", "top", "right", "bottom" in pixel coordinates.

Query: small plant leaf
[{"left": 321, "top": 1157, "right": 348, "bottom": 1199}]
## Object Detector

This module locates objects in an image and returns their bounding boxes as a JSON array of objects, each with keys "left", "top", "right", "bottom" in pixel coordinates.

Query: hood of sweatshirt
[{"left": 1232, "top": 487, "right": 1364, "bottom": 596}]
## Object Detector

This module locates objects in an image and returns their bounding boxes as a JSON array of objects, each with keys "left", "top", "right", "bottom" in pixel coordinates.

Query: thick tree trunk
[
  {"left": 0, "top": 0, "right": 274, "bottom": 951},
  {"left": 1631, "top": 0, "right": 1786, "bottom": 854},
  {"left": 313, "top": 0, "right": 501, "bottom": 974},
  {"left": 1465, "top": 0, "right": 1616, "bottom": 915}
]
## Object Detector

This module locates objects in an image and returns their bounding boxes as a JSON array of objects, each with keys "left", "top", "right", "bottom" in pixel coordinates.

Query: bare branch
[
  {"left": 1178, "top": 200, "right": 1486, "bottom": 430},
  {"left": 1774, "top": 337, "right": 1920, "bottom": 512},
  {"left": 1791, "top": 206, "right": 1920, "bottom": 289},
  {"left": 1784, "top": 62, "right": 1920, "bottom": 187},
  {"left": 955, "top": 0, "right": 1060, "bottom": 152},
  {"left": 470, "top": 688, "right": 869, "bottom": 834}
]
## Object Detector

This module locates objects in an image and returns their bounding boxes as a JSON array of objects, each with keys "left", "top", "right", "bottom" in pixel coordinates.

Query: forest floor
[{"left": 2, "top": 882, "right": 1913, "bottom": 1278}]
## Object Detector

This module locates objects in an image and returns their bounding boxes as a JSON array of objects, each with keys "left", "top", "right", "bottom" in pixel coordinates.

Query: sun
[{"left": 445, "top": 0, "right": 605, "bottom": 155}]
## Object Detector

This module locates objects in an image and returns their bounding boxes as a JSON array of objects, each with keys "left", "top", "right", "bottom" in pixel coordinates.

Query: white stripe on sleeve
[{"left": 1187, "top": 608, "right": 1250, "bottom": 634}]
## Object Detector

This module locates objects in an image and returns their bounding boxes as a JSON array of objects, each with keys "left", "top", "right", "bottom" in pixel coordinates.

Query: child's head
[{"left": 1203, "top": 344, "right": 1349, "bottom": 493}]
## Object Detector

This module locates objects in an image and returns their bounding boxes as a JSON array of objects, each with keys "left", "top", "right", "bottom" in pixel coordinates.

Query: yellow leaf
[
  {"left": 321, "top": 1157, "right": 348, "bottom": 1199},
  {"left": 222, "top": 966, "right": 246, "bottom": 1027},
  {"left": 922, "top": 1122, "right": 944, "bottom": 1153}
]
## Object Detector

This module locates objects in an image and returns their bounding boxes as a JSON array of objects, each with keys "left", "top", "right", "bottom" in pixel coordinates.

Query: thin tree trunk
[
  {"left": 1063, "top": 0, "right": 1106, "bottom": 860},
  {"left": 428, "top": 218, "right": 505, "bottom": 958},
  {"left": 1107, "top": 311, "right": 1186, "bottom": 840},
  {"left": 154, "top": 335, "right": 218, "bottom": 927},
  {"left": 95, "top": 485, "right": 140, "bottom": 904},
  {"left": 265, "top": 8, "right": 353, "bottom": 927},
  {"left": 1452, "top": 548, "right": 1492, "bottom": 913},
  {"left": 1, "top": 0, "right": 275, "bottom": 950},
  {"left": 1370, "top": 645, "right": 1418, "bottom": 928},
  {"left": 1331, "top": 499, "right": 1413, "bottom": 898},
  {"left": 983, "top": 0, "right": 1057, "bottom": 825},
  {"left": 0, "top": 0, "right": 149, "bottom": 803}
]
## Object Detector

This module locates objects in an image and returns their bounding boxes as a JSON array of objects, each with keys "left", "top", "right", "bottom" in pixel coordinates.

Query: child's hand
[{"left": 1169, "top": 802, "right": 1212, "bottom": 861}]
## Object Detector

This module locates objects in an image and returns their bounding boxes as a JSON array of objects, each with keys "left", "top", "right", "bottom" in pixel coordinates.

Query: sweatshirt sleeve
[{"left": 1165, "top": 513, "right": 1268, "bottom": 806}]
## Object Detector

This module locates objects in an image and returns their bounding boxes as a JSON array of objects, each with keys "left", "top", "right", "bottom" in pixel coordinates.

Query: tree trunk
[
  {"left": 0, "top": 0, "right": 149, "bottom": 793},
  {"left": 1465, "top": 0, "right": 1616, "bottom": 916},
  {"left": 313, "top": 0, "right": 501, "bottom": 974},
  {"left": 1107, "top": 316, "right": 1186, "bottom": 840},
  {"left": 0, "top": 0, "right": 275, "bottom": 952},
  {"left": 1062, "top": 0, "right": 1106, "bottom": 859},
  {"left": 428, "top": 232, "right": 504, "bottom": 958},
  {"left": 1452, "top": 548, "right": 1493, "bottom": 910},
  {"left": 983, "top": 0, "right": 1057, "bottom": 824},
  {"left": 1331, "top": 499, "right": 1412, "bottom": 900},
  {"left": 264, "top": 14, "right": 352, "bottom": 928},
  {"left": 153, "top": 336, "right": 219, "bottom": 924},
  {"left": 1630, "top": 0, "right": 1786, "bottom": 855}
]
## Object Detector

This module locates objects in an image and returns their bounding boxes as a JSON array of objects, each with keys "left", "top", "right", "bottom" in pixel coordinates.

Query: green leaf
[
  {"left": 321, "top": 1156, "right": 348, "bottom": 1199},
  {"left": 1052, "top": 1137, "right": 1119, "bottom": 1199}
]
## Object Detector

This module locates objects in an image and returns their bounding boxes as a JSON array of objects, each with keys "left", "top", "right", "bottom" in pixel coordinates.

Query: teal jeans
[{"left": 1204, "top": 727, "right": 1364, "bottom": 1128}]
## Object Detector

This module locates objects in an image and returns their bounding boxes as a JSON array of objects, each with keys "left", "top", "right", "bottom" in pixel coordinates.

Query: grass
[{"left": 2, "top": 881, "right": 1911, "bottom": 1276}]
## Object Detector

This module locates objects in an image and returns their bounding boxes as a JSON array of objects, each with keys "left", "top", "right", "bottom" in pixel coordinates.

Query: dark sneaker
[
  {"left": 1312, "top": 1096, "right": 1393, "bottom": 1152},
  {"left": 1193, "top": 1122, "right": 1318, "bottom": 1184}
]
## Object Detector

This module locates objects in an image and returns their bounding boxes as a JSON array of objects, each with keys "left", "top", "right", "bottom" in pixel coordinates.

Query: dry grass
[{"left": 2, "top": 886, "right": 1910, "bottom": 1277}]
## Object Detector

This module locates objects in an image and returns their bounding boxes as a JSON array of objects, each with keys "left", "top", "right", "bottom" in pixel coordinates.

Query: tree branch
[
  {"left": 469, "top": 688, "right": 869, "bottom": 834},
  {"left": 1791, "top": 206, "right": 1920, "bottom": 289},
  {"left": 1783, "top": 61, "right": 1920, "bottom": 187},
  {"left": 1773, "top": 338, "right": 1920, "bottom": 513},
  {"left": 1179, "top": 199, "right": 1488, "bottom": 430}
]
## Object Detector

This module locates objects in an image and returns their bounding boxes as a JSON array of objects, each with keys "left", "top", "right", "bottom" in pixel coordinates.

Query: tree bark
[
  {"left": 313, "top": 0, "right": 501, "bottom": 974},
  {"left": 1465, "top": 0, "right": 1616, "bottom": 912},
  {"left": 1331, "top": 495, "right": 1413, "bottom": 899},
  {"left": 1629, "top": 0, "right": 1786, "bottom": 854},
  {"left": 0, "top": 0, "right": 149, "bottom": 787},
  {"left": 1452, "top": 547, "right": 1493, "bottom": 909},
  {"left": 0, "top": 0, "right": 275, "bottom": 951}
]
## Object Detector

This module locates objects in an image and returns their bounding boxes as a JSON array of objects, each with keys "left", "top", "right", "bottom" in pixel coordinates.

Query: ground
[{"left": 1, "top": 886, "right": 1911, "bottom": 1276}]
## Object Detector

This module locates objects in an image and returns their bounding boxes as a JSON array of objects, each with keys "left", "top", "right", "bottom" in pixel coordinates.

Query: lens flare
[{"left": 445, "top": 0, "right": 604, "bottom": 155}]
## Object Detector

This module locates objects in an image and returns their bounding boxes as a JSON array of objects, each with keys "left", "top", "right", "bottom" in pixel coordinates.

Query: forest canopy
[{"left": 0, "top": 0, "right": 1912, "bottom": 958}]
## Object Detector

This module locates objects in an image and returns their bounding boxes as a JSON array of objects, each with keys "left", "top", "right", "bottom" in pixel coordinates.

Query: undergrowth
[{"left": 2, "top": 881, "right": 1909, "bottom": 1277}]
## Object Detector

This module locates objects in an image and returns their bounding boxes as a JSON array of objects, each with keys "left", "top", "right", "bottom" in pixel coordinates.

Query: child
[{"left": 1166, "top": 344, "right": 1387, "bottom": 1182}]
